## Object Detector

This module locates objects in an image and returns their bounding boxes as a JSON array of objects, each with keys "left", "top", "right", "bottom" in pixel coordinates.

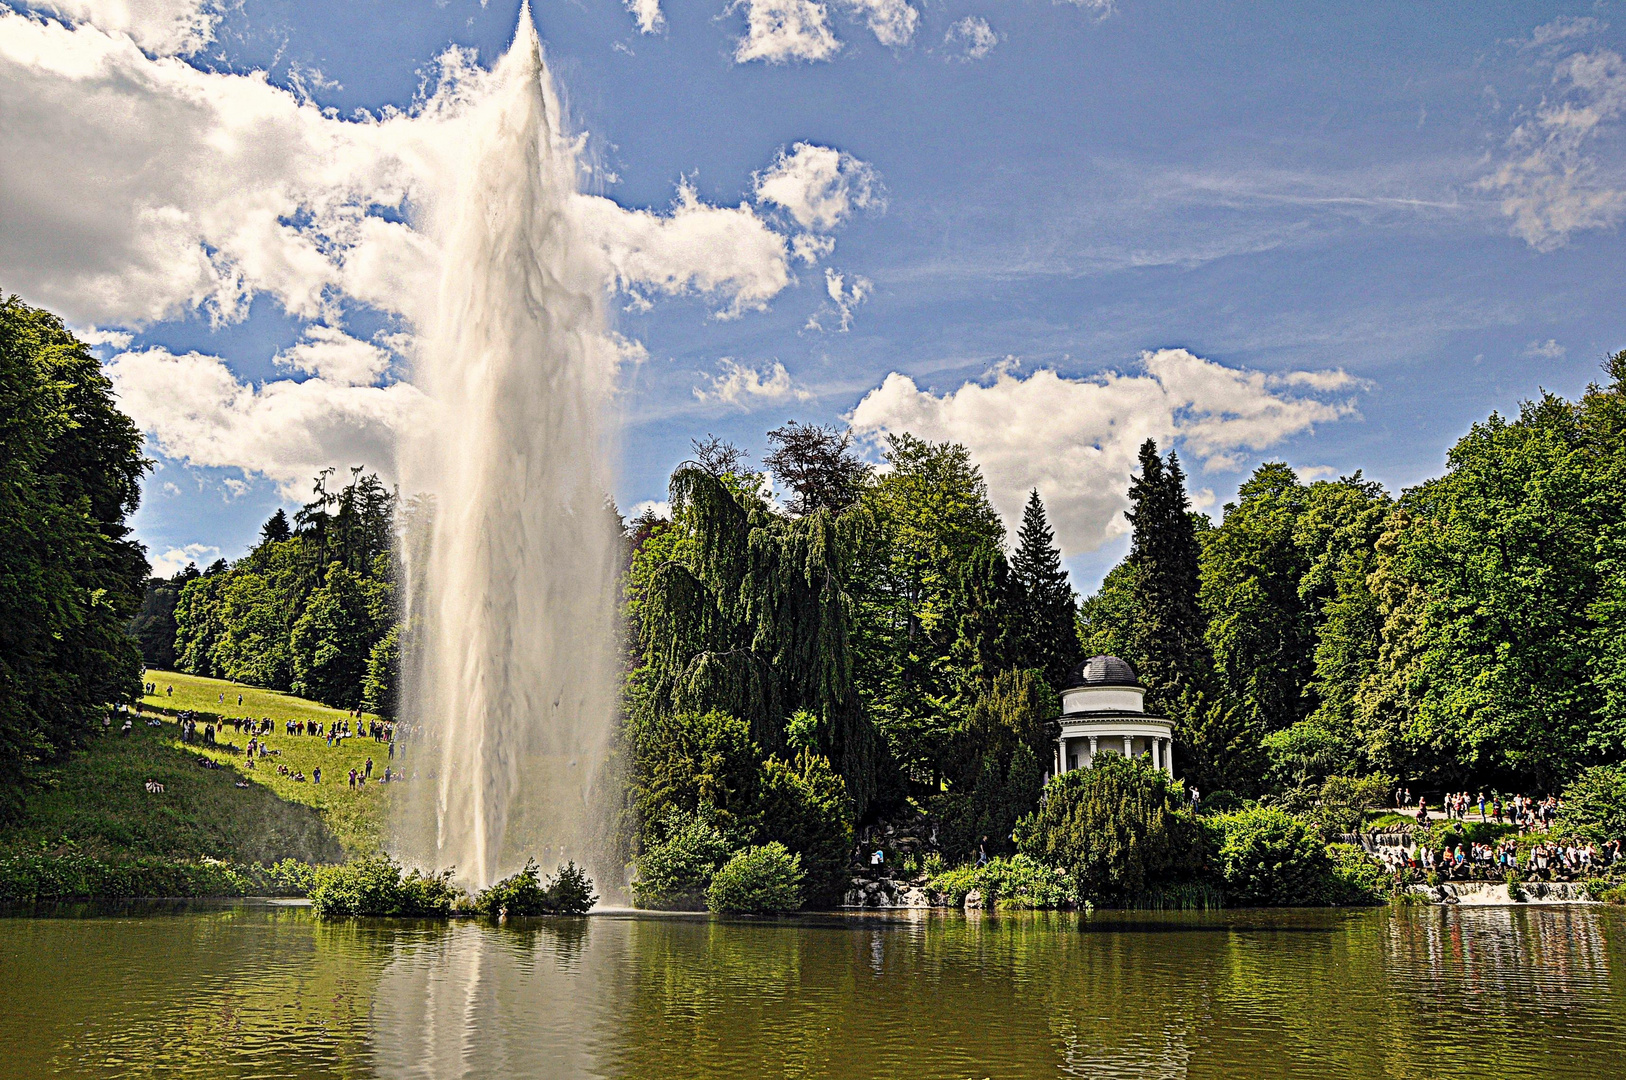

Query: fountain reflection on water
[{"left": 396, "top": 4, "right": 621, "bottom": 891}]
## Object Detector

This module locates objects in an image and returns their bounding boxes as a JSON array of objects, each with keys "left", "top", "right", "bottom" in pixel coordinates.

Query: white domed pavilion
[{"left": 1053, "top": 655, "right": 1175, "bottom": 778}]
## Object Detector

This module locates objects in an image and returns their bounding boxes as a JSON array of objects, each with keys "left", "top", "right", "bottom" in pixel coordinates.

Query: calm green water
[{"left": 2, "top": 903, "right": 1624, "bottom": 1079}]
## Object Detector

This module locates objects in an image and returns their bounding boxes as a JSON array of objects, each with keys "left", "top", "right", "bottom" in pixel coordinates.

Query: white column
[
  {"left": 1123, "top": 735, "right": 1133, "bottom": 759},
  {"left": 1165, "top": 738, "right": 1175, "bottom": 779},
  {"left": 1151, "top": 738, "right": 1161, "bottom": 771},
  {"left": 1088, "top": 735, "right": 1098, "bottom": 767}
]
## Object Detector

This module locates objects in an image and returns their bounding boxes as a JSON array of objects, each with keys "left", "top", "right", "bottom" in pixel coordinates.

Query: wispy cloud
[{"left": 1483, "top": 43, "right": 1626, "bottom": 251}]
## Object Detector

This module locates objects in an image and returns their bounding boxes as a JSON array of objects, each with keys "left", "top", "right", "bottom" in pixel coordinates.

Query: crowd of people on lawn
[{"left": 129, "top": 680, "right": 400, "bottom": 796}]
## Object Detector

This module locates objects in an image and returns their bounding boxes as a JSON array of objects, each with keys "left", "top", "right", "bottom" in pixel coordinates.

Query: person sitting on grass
[{"left": 121, "top": 718, "right": 132, "bottom": 735}]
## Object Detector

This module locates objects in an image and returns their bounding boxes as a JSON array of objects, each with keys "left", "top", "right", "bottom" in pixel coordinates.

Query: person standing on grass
[
  {"left": 313, "top": 766, "right": 321, "bottom": 784},
  {"left": 365, "top": 758, "right": 373, "bottom": 780}
]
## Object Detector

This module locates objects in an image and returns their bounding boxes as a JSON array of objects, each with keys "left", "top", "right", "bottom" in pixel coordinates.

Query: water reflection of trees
[{"left": 13, "top": 906, "right": 1626, "bottom": 1080}]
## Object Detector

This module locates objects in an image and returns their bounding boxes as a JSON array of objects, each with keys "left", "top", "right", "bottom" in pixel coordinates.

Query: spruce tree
[
  {"left": 947, "top": 545, "right": 1022, "bottom": 694},
  {"left": 1125, "top": 440, "right": 1209, "bottom": 716},
  {"left": 1011, "top": 489, "right": 1084, "bottom": 692},
  {"left": 260, "top": 508, "right": 292, "bottom": 544}
]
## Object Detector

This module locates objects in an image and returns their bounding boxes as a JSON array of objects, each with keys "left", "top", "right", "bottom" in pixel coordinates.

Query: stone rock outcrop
[
  {"left": 842, "top": 876, "right": 932, "bottom": 909},
  {"left": 1411, "top": 880, "right": 1595, "bottom": 905}
]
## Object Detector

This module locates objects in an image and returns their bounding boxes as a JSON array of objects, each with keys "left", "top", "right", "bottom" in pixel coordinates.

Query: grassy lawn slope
[{"left": 3, "top": 670, "right": 399, "bottom": 866}]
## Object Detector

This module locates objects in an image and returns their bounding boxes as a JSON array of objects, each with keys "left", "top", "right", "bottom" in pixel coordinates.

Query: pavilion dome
[{"left": 1069, "top": 655, "right": 1140, "bottom": 689}]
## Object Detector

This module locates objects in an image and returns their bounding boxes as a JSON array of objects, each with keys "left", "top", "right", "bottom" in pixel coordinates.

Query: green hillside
[{"left": 3, "top": 670, "right": 399, "bottom": 865}]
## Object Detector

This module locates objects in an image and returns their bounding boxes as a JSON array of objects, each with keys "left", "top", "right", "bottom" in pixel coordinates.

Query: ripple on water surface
[{"left": 2, "top": 902, "right": 1625, "bottom": 1079}]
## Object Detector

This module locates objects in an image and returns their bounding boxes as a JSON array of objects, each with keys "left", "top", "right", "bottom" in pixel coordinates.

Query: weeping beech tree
[{"left": 640, "top": 464, "right": 883, "bottom": 816}]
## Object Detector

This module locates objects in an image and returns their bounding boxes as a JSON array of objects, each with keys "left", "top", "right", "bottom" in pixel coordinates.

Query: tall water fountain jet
[{"left": 396, "top": 6, "right": 621, "bottom": 891}]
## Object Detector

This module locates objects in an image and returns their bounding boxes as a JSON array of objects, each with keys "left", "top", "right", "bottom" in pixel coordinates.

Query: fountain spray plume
[{"left": 396, "top": 3, "right": 622, "bottom": 892}]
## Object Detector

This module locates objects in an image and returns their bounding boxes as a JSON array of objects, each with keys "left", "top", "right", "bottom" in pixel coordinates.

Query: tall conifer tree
[
  {"left": 1011, "top": 489, "right": 1084, "bottom": 692},
  {"left": 1125, "top": 440, "right": 1209, "bottom": 715}
]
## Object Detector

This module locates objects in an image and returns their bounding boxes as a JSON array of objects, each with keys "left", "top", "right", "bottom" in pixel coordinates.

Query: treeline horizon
[
  {"left": 135, "top": 354, "right": 1626, "bottom": 818},
  {"left": 7, "top": 286, "right": 1624, "bottom": 843}
]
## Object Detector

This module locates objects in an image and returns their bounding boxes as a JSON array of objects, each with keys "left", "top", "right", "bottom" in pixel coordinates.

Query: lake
[{"left": 2, "top": 902, "right": 1624, "bottom": 1079}]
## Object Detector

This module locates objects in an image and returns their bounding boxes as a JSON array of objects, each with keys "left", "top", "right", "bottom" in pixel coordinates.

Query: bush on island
[
  {"left": 755, "top": 750, "right": 854, "bottom": 908},
  {"left": 475, "top": 859, "right": 597, "bottom": 917},
  {"left": 0, "top": 846, "right": 320, "bottom": 903},
  {"left": 1206, "top": 807, "right": 1333, "bottom": 906},
  {"left": 706, "top": 842, "right": 803, "bottom": 914},
  {"left": 308, "top": 856, "right": 463, "bottom": 918},
  {"left": 1557, "top": 765, "right": 1626, "bottom": 843},
  {"left": 633, "top": 809, "right": 733, "bottom": 910},
  {"left": 927, "top": 854, "right": 1083, "bottom": 910},
  {"left": 1014, "top": 755, "right": 1206, "bottom": 906}
]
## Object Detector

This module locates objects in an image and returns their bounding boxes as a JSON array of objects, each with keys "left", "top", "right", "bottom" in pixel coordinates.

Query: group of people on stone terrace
[
  {"left": 1375, "top": 832, "right": 1623, "bottom": 882},
  {"left": 1397, "top": 788, "right": 1563, "bottom": 832}
]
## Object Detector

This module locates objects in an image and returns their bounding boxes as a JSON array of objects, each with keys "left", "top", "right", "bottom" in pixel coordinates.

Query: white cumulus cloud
[
  {"left": 625, "top": 0, "right": 664, "bottom": 34},
  {"left": 1524, "top": 338, "right": 1566, "bottom": 359},
  {"left": 693, "top": 358, "right": 813, "bottom": 406},
  {"left": 848, "top": 349, "right": 1361, "bottom": 555},
  {"left": 273, "top": 324, "right": 394, "bottom": 387},
  {"left": 755, "top": 142, "right": 882, "bottom": 231},
  {"left": 731, "top": 0, "right": 841, "bottom": 63},
  {"left": 31, "top": 0, "right": 220, "bottom": 56},
  {"left": 944, "top": 16, "right": 998, "bottom": 61},
  {"left": 106, "top": 346, "right": 428, "bottom": 495},
  {"left": 0, "top": 13, "right": 805, "bottom": 330},
  {"left": 576, "top": 182, "right": 792, "bottom": 318}
]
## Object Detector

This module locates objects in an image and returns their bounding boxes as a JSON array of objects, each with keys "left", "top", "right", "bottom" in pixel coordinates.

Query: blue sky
[{"left": 4, "top": 0, "right": 1624, "bottom": 589}]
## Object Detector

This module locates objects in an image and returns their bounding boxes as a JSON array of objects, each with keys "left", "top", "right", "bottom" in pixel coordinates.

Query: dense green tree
[
  {"left": 172, "top": 561, "right": 228, "bottom": 677},
  {"left": 639, "top": 464, "right": 883, "bottom": 815},
  {"left": 1014, "top": 755, "right": 1204, "bottom": 906},
  {"left": 1293, "top": 473, "right": 1392, "bottom": 772},
  {"left": 1011, "top": 490, "right": 1084, "bottom": 693},
  {"left": 0, "top": 295, "right": 148, "bottom": 814},
  {"left": 213, "top": 572, "right": 294, "bottom": 690},
  {"left": 1077, "top": 559, "right": 1139, "bottom": 662},
  {"left": 850, "top": 434, "right": 1005, "bottom": 788},
  {"left": 130, "top": 563, "right": 199, "bottom": 669},
  {"left": 945, "top": 545, "right": 1022, "bottom": 697},
  {"left": 362, "top": 622, "right": 401, "bottom": 718},
  {"left": 1358, "top": 374, "right": 1626, "bottom": 788},
  {"left": 630, "top": 709, "right": 764, "bottom": 840},
  {"left": 756, "top": 750, "right": 855, "bottom": 905},
  {"left": 1200, "top": 463, "right": 1315, "bottom": 739},
  {"left": 290, "top": 562, "right": 390, "bottom": 708},
  {"left": 936, "top": 670, "right": 1058, "bottom": 857}
]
